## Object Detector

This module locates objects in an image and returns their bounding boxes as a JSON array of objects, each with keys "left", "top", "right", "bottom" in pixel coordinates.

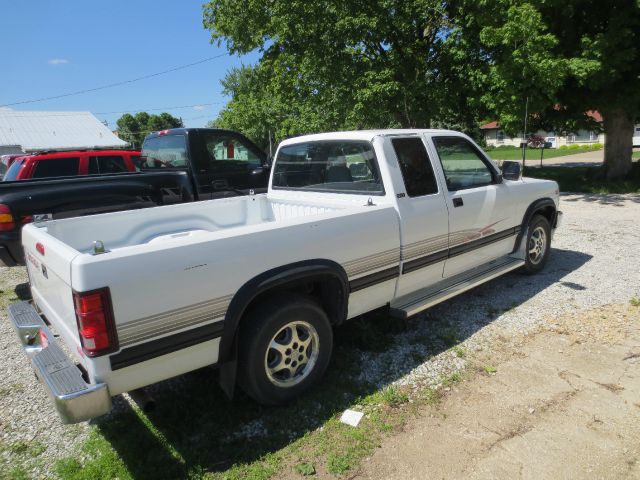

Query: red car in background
[{"left": 3, "top": 149, "right": 140, "bottom": 181}]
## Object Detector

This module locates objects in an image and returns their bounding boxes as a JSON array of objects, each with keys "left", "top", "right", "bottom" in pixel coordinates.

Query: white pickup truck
[{"left": 9, "top": 129, "right": 561, "bottom": 423}]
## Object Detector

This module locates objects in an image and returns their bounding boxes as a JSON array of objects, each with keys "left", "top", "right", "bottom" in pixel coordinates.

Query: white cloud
[
  {"left": 193, "top": 105, "right": 207, "bottom": 111},
  {"left": 48, "top": 58, "right": 69, "bottom": 65}
]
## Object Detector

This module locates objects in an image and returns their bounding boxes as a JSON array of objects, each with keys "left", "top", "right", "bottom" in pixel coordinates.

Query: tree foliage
[
  {"left": 204, "top": 0, "right": 640, "bottom": 179},
  {"left": 116, "top": 112, "right": 184, "bottom": 149},
  {"left": 203, "top": 0, "right": 487, "bottom": 148},
  {"left": 450, "top": 0, "right": 640, "bottom": 178}
]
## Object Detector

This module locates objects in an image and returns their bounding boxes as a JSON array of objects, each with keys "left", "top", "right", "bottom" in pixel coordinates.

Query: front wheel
[
  {"left": 522, "top": 214, "right": 551, "bottom": 274},
  {"left": 237, "top": 294, "right": 333, "bottom": 405}
]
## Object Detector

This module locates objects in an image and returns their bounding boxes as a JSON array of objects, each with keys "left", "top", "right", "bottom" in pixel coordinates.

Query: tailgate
[{"left": 22, "top": 224, "right": 80, "bottom": 347}]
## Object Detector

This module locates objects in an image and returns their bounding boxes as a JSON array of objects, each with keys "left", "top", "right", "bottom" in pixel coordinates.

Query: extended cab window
[
  {"left": 273, "top": 141, "right": 383, "bottom": 195},
  {"left": 433, "top": 137, "right": 495, "bottom": 191},
  {"left": 141, "top": 135, "right": 188, "bottom": 168},
  {"left": 88, "top": 155, "right": 128, "bottom": 174},
  {"left": 392, "top": 137, "right": 438, "bottom": 197},
  {"left": 32, "top": 157, "right": 80, "bottom": 178}
]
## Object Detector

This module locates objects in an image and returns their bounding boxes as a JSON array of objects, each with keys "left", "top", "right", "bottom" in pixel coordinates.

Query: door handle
[{"left": 453, "top": 197, "right": 464, "bottom": 208}]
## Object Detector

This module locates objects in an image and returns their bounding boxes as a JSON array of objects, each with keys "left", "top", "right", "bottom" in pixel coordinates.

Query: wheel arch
[
  {"left": 217, "top": 259, "right": 349, "bottom": 398},
  {"left": 511, "top": 197, "right": 557, "bottom": 253}
]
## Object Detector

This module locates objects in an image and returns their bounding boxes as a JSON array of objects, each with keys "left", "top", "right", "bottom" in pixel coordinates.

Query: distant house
[
  {"left": 0, "top": 110, "right": 128, "bottom": 154},
  {"left": 480, "top": 111, "right": 606, "bottom": 148}
]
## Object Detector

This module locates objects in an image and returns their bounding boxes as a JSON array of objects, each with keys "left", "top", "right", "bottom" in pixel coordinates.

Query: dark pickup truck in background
[{"left": 0, "top": 128, "right": 269, "bottom": 267}]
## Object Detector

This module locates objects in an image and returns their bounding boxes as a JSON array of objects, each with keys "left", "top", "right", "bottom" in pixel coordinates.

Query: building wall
[
  {"left": 0, "top": 145, "right": 24, "bottom": 155},
  {"left": 484, "top": 129, "right": 605, "bottom": 148}
]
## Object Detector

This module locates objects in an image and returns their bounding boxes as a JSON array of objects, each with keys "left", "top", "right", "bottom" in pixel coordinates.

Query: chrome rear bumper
[{"left": 8, "top": 301, "right": 112, "bottom": 424}]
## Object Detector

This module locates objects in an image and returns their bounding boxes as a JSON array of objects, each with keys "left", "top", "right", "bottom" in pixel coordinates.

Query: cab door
[
  {"left": 386, "top": 135, "right": 450, "bottom": 299},
  {"left": 427, "top": 135, "right": 518, "bottom": 278}
]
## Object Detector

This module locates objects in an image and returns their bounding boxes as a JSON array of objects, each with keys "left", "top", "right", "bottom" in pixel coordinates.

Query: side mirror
[{"left": 502, "top": 161, "right": 521, "bottom": 181}]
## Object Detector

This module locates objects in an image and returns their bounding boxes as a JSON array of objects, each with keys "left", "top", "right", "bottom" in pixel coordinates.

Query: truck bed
[
  {"left": 22, "top": 193, "right": 400, "bottom": 394},
  {"left": 41, "top": 194, "right": 347, "bottom": 253}
]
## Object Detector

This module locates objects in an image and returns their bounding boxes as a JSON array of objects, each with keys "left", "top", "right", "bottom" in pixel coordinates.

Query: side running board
[{"left": 390, "top": 256, "right": 524, "bottom": 319}]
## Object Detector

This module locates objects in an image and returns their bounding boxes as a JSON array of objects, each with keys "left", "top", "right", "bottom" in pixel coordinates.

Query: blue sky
[{"left": 0, "top": 1, "right": 259, "bottom": 128}]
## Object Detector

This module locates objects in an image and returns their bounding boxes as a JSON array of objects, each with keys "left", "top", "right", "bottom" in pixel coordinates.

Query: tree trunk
[{"left": 602, "top": 109, "right": 634, "bottom": 180}]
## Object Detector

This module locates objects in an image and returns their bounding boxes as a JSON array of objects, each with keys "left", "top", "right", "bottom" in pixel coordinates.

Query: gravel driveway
[{"left": 1, "top": 193, "right": 639, "bottom": 478}]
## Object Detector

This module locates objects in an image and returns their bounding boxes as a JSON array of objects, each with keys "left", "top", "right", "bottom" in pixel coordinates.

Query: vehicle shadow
[{"left": 94, "top": 247, "right": 592, "bottom": 479}]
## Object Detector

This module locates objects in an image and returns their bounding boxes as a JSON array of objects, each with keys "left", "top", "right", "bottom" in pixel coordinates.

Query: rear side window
[
  {"left": 201, "top": 132, "right": 262, "bottom": 164},
  {"left": 432, "top": 137, "right": 495, "bottom": 191},
  {"left": 88, "top": 155, "right": 128, "bottom": 174},
  {"left": 141, "top": 135, "right": 188, "bottom": 168},
  {"left": 3, "top": 159, "right": 24, "bottom": 181},
  {"left": 32, "top": 157, "right": 80, "bottom": 179},
  {"left": 392, "top": 137, "right": 438, "bottom": 197},
  {"left": 273, "top": 141, "right": 384, "bottom": 195}
]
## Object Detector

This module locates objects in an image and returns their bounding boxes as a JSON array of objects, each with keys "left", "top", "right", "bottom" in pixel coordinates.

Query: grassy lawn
[
  {"left": 486, "top": 145, "right": 602, "bottom": 161},
  {"left": 48, "top": 311, "right": 471, "bottom": 480},
  {"left": 633, "top": 151, "right": 640, "bottom": 159},
  {"left": 525, "top": 161, "right": 640, "bottom": 193}
]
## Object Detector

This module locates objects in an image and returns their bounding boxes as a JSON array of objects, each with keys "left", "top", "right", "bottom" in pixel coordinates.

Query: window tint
[
  {"left": 32, "top": 157, "right": 80, "bottom": 179},
  {"left": 141, "top": 135, "right": 188, "bottom": 168},
  {"left": 392, "top": 137, "right": 438, "bottom": 197},
  {"left": 433, "top": 137, "right": 494, "bottom": 191},
  {"left": 273, "top": 141, "right": 383, "bottom": 194},
  {"left": 3, "top": 159, "right": 24, "bottom": 181},
  {"left": 201, "top": 133, "right": 262, "bottom": 164},
  {"left": 88, "top": 155, "right": 128, "bottom": 174}
]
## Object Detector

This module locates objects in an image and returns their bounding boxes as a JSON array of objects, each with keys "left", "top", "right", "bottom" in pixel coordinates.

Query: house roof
[
  {"left": 0, "top": 110, "right": 128, "bottom": 152},
  {"left": 480, "top": 121, "right": 499, "bottom": 130},
  {"left": 480, "top": 111, "right": 603, "bottom": 131},
  {"left": 586, "top": 111, "right": 603, "bottom": 122}
]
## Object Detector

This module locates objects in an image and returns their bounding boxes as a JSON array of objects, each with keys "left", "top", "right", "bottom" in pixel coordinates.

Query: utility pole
[{"left": 522, "top": 96, "right": 529, "bottom": 170}]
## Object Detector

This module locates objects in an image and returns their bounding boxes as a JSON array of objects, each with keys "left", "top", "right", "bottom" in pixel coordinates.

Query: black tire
[
  {"left": 522, "top": 214, "right": 551, "bottom": 274},
  {"left": 237, "top": 294, "right": 333, "bottom": 405}
]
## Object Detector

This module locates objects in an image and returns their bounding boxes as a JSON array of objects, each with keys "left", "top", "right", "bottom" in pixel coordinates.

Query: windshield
[
  {"left": 272, "top": 141, "right": 384, "bottom": 195},
  {"left": 3, "top": 159, "right": 24, "bottom": 181},
  {"left": 140, "top": 135, "right": 188, "bottom": 168}
]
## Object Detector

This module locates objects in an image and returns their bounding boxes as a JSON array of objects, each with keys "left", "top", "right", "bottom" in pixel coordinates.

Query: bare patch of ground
[{"left": 347, "top": 303, "right": 640, "bottom": 480}]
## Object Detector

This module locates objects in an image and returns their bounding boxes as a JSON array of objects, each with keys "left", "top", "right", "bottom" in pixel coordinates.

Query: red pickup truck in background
[{"left": 3, "top": 149, "right": 140, "bottom": 181}]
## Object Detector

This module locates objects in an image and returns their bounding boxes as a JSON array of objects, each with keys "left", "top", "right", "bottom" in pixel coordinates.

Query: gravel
[
  {"left": 356, "top": 193, "right": 640, "bottom": 388},
  {"left": 1, "top": 193, "right": 639, "bottom": 476}
]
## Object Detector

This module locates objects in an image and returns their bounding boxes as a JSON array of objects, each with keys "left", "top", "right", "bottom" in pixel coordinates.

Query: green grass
[
  {"left": 633, "top": 151, "right": 640, "bottom": 159},
  {"left": 41, "top": 310, "right": 475, "bottom": 480},
  {"left": 526, "top": 161, "right": 640, "bottom": 193},
  {"left": 486, "top": 145, "right": 602, "bottom": 161},
  {"left": 630, "top": 297, "right": 640, "bottom": 307}
]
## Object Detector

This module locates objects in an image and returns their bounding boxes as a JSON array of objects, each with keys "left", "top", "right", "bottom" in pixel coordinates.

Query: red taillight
[
  {"left": 73, "top": 288, "right": 118, "bottom": 357},
  {"left": 0, "top": 204, "right": 15, "bottom": 232},
  {"left": 158, "top": 129, "right": 170, "bottom": 135},
  {"left": 36, "top": 242, "right": 45, "bottom": 255}
]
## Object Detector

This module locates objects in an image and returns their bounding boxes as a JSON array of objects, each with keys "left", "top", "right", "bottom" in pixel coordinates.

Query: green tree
[
  {"left": 203, "top": 0, "right": 487, "bottom": 146},
  {"left": 116, "top": 112, "right": 184, "bottom": 149},
  {"left": 450, "top": 0, "right": 640, "bottom": 179}
]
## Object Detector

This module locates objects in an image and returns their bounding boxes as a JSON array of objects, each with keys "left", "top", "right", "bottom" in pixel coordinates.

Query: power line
[
  {"left": 0, "top": 103, "right": 225, "bottom": 118},
  {"left": 0, "top": 53, "right": 230, "bottom": 107}
]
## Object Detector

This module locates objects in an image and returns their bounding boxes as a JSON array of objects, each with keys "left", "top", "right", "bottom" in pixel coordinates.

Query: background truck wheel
[
  {"left": 523, "top": 214, "right": 551, "bottom": 274},
  {"left": 237, "top": 294, "right": 333, "bottom": 405}
]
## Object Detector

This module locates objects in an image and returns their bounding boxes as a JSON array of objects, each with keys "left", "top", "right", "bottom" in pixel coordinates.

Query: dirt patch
[{"left": 341, "top": 304, "right": 640, "bottom": 480}]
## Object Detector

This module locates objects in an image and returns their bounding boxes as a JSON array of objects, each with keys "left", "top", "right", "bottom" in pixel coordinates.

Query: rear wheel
[
  {"left": 522, "top": 214, "right": 551, "bottom": 274},
  {"left": 237, "top": 294, "right": 333, "bottom": 405}
]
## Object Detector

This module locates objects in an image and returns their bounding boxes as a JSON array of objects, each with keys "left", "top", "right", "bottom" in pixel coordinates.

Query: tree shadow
[
  {"left": 561, "top": 192, "right": 640, "bottom": 206},
  {"left": 94, "top": 247, "right": 592, "bottom": 479}
]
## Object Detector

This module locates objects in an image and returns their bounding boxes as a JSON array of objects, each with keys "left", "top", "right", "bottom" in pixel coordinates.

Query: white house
[
  {"left": 481, "top": 111, "right": 607, "bottom": 148},
  {"left": 0, "top": 110, "right": 127, "bottom": 154}
]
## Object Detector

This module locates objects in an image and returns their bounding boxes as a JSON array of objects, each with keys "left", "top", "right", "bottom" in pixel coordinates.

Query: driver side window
[{"left": 433, "top": 137, "right": 495, "bottom": 191}]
